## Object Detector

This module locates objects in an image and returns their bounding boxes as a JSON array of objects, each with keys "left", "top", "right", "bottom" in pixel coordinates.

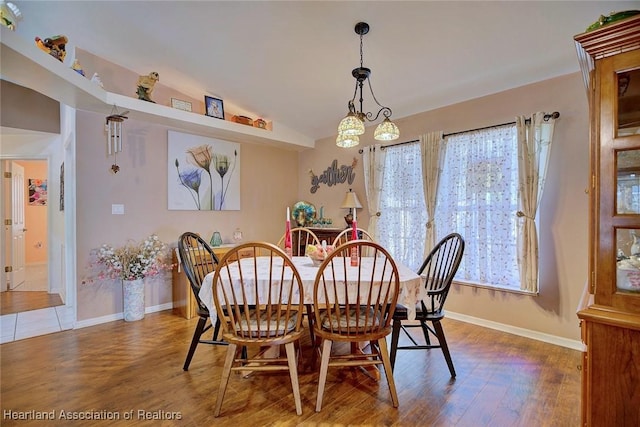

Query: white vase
[{"left": 123, "top": 279, "right": 145, "bottom": 321}]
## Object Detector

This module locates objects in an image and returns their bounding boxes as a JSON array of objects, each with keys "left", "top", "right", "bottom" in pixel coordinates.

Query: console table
[{"left": 308, "top": 227, "right": 345, "bottom": 245}]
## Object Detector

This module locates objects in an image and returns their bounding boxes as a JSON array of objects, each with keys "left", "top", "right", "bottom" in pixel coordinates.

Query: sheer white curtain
[
  {"left": 435, "top": 125, "right": 519, "bottom": 287},
  {"left": 420, "top": 131, "right": 445, "bottom": 257},
  {"left": 516, "top": 112, "right": 556, "bottom": 292},
  {"left": 377, "top": 142, "right": 427, "bottom": 271},
  {"left": 362, "top": 144, "right": 386, "bottom": 240}
]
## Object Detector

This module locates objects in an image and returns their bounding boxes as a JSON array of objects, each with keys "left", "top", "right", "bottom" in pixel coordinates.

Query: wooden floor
[
  {"left": 0, "top": 291, "right": 63, "bottom": 315},
  {"left": 0, "top": 310, "right": 582, "bottom": 426}
]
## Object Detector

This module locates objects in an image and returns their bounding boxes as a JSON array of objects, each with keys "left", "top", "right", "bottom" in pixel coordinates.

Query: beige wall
[
  {"left": 75, "top": 110, "right": 299, "bottom": 320},
  {"left": 299, "top": 72, "right": 589, "bottom": 342},
  {"left": 17, "top": 160, "right": 48, "bottom": 264},
  {"left": 1, "top": 80, "right": 60, "bottom": 133},
  {"left": 72, "top": 49, "right": 300, "bottom": 321}
]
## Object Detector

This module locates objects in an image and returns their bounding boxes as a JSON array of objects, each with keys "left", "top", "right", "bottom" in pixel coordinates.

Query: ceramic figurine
[
  {"left": 35, "top": 35, "right": 68, "bottom": 62},
  {"left": 90, "top": 72, "right": 104, "bottom": 88},
  {"left": 0, "top": 0, "right": 22, "bottom": 30},
  {"left": 136, "top": 71, "right": 159, "bottom": 103},
  {"left": 71, "top": 59, "right": 85, "bottom": 76}
]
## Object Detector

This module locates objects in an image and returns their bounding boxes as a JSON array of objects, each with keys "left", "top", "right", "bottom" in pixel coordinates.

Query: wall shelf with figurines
[{"left": 0, "top": 26, "right": 313, "bottom": 150}]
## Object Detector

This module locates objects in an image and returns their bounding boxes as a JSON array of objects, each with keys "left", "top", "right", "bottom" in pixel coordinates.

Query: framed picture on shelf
[
  {"left": 204, "top": 96, "right": 224, "bottom": 120},
  {"left": 171, "top": 98, "right": 192, "bottom": 112}
]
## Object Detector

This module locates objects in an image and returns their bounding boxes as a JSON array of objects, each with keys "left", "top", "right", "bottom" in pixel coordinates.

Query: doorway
[{"left": 1, "top": 159, "right": 62, "bottom": 315}]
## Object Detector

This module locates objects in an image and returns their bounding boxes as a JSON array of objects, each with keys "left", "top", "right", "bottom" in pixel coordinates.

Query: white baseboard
[
  {"left": 446, "top": 311, "right": 585, "bottom": 351},
  {"left": 74, "top": 302, "right": 174, "bottom": 329}
]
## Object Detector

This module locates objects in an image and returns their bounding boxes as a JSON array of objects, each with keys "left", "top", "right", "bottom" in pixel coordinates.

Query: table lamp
[{"left": 341, "top": 189, "right": 362, "bottom": 227}]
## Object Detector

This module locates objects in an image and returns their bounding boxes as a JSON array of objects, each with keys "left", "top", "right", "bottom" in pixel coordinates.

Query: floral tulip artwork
[{"left": 168, "top": 131, "right": 240, "bottom": 211}]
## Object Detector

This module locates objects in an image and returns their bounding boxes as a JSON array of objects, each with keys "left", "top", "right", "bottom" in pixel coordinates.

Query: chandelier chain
[{"left": 360, "top": 31, "right": 364, "bottom": 68}]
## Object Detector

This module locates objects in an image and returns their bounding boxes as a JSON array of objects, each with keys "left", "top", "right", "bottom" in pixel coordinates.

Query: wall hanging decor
[
  {"left": 308, "top": 158, "right": 357, "bottom": 193},
  {"left": 168, "top": 130, "right": 240, "bottom": 211},
  {"left": 28, "top": 178, "right": 47, "bottom": 206},
  {"left": 105, "top": 105, "right": 129, "bottom": 173}
]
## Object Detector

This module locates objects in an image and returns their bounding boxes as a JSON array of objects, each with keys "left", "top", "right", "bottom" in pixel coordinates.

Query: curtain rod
[{"left": 358, "top": 111, "right": 560, "bottom": 153}]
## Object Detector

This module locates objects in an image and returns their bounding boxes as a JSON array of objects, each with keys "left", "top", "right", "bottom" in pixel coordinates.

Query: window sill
[{"left": 453, "top": 280, "right": 538, "bottom": 296}]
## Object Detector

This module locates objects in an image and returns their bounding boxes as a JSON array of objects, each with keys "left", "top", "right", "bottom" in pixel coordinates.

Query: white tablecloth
[{"left": 198, "top": 256, "right": 424, "bottom": 324}]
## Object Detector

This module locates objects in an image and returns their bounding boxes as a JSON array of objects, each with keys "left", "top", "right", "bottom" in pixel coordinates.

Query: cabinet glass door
[
  {"left": 616, "top": 228, "right": 640, "bottom": 293},
  {"left": 617, "top": 149, "right": 640, "bottom": 214},
  {"left": 617, "top": 68, "right": 640, "bottom": 137},
  {"left": 597, "top": 49, "right": 640, "bottom": 311}
]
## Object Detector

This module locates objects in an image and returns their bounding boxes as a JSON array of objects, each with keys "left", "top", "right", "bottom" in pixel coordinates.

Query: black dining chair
[
  {"left": 177, "top": 232, "right": 227, "bottom": 371},
  {"left": 389, "top": 233, "right": 465, "bottom": 377}
]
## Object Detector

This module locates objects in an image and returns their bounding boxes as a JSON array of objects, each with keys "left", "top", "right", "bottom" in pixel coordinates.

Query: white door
[{"left": 9, "top": 161, "right": 26, "bottom": 289}]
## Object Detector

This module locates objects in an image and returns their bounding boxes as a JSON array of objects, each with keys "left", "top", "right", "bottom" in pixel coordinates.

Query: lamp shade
[
  {"left": 336, "top": 133, "right": 360, "bottom": 148},
  {"left": 341, "top": 189, "right": 363, "bottom": 209},
  {"left": 337, "top": 112, "right": 365, "bottom": 136},
  {"left": 374, "top": 117, "right": 400, "bottom": 141}
]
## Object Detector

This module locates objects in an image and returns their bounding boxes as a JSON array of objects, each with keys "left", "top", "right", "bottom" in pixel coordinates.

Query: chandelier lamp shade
[{"left": 336, "top": 22, "right": 399, "bottom": 148}]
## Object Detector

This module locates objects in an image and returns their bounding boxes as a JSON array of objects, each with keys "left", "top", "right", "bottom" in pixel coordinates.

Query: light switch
[{"left": 112, "top": 204, "right": 125, "bottom": 215}]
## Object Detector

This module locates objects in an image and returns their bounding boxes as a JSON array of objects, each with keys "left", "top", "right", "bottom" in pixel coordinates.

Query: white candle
[
  {"left": 287, "top": 207, "right": 290, "bottom": 221},
  {"left": 353, "top": 207, "right": 356, "bottom": 222}
]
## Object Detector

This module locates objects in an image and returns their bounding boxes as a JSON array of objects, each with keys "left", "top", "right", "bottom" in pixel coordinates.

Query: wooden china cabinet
[{"left": 574, "top": 14, "right": 640, "bottom": 427}]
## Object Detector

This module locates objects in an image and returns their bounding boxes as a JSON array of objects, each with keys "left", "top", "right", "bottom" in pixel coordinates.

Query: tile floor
[
  {"left": 1, "top": 264, "right": 74, "bottom": 344},
  {"left": 0, "top": 305, "right": 74, "bottom": 344},
  {"left": 11, "top": 263, "right": 48, "bottom": 292}
]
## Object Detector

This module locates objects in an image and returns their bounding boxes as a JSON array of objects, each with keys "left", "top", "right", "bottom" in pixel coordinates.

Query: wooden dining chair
[
  {"left": 334, "top": 227, "right": 375, "bottom": 256},
  {"left": 312, "top": 240, "right": 400, "bottom": 412},
  {"left": 333, "top": 227, "right": 374, "bottom": 246},
  {"left": 277, "top": 226, "right": 320, "bottom": 341},
  {"left": 389, "top": 232, "right": 464, "bottom": 377},
  {"left": 177, "top": 232, "right": 227, "bottom": 371},
  {"left": 212, "top": 242, "right": 305, "bottom": 416},
  {"left": 277, "top": 227, "right": 321, "bottom": 256}
]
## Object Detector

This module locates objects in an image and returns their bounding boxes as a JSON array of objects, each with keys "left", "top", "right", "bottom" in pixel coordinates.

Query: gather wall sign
[{"left": 309, "top": 158, "right": 357, "bottom": 193}]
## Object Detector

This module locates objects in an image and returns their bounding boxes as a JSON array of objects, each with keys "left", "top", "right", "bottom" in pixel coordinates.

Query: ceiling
[{"left": 10, "top": 1, "right": 639, "bottom": 142}]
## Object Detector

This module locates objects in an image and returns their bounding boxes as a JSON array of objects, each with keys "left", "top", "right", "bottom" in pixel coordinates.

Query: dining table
[{"left": 198, "top": 255, "right": 424, "bottom": 328}]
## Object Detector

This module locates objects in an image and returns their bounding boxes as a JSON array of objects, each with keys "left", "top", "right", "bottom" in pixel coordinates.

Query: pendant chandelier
[{"left": 336, "top": 22, "right": 399, "bottom": 148}]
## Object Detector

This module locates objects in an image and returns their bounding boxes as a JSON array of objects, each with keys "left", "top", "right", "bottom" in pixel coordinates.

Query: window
[
  {"left": 377, "top": 143, "right": 426, "bottom": 272},
  {"left": 379, "top": 124, "right": 521, "bottom": 289}
]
